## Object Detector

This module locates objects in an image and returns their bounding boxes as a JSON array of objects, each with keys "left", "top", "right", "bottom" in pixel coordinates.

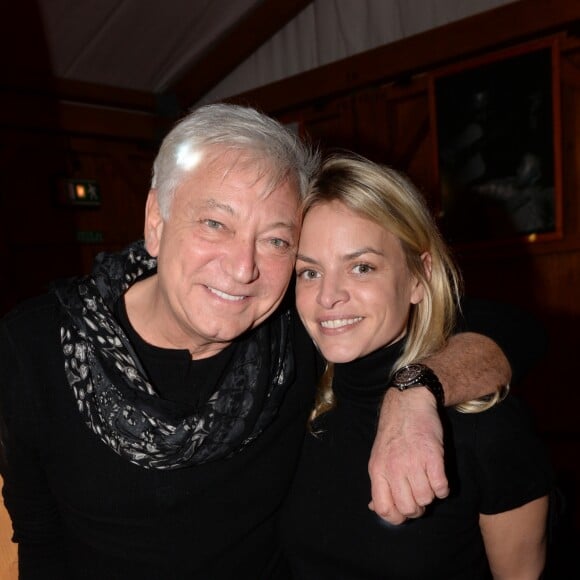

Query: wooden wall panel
[
  {"left": 355, "top": 80, "right": 436, "bottom": 204},
  {"left": 278, "top": 96, "right": 357, "bottom": 154},
  {"left": 0, "top": 130, "right": 156, "bottom": 315}
]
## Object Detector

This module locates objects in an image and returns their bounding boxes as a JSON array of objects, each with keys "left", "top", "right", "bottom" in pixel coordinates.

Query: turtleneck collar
[{"left": 332, "top": 338, "right": 405, "bottom": 402}]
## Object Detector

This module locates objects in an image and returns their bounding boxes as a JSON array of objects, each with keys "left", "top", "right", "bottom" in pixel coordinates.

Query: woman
[{"left": 280, "top": 153, "right": 553, "bottom": 579}]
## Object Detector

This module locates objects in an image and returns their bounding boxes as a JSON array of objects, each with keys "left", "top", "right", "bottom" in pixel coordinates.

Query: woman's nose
[{"left": 317, "top": 275, "right": 348, "bottom": 309}]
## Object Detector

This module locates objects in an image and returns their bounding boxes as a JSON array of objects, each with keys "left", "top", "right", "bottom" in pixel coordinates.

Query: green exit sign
[
  {"left": 76, "top": 230, "right": 104, "bottom": 244},
  {"left": 56, "top": 178, "right": 101, "bottom": 207}
]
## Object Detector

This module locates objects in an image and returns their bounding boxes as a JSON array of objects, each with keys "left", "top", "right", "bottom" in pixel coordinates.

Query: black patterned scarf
[{"left": 52, "top": 241, "right": 295, "bottom": 469}]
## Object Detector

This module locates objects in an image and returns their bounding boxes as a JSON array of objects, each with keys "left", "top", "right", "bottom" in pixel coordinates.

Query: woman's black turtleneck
[{"left": 280, "top": 339, "right": 553, "bottom": 579}]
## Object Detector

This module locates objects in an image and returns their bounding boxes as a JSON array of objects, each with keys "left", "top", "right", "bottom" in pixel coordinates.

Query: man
[{"left": 0, "top": 103, "right": 526, "bottom": 579}]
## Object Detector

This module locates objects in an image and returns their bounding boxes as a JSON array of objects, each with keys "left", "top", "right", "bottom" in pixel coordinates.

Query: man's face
[{"left": 145, "top": 150, "right": 301, "bottom": 358}]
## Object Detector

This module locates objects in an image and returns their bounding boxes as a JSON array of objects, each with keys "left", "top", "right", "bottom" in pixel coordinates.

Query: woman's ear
[
  {"left": 144, "top": 190, "right": 163, "bottom": 257},
  {"left": 410, "top": 252, "right": 432, "bottom": 305}
]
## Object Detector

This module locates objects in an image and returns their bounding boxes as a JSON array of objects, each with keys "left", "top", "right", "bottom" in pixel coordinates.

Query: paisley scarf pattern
[{"left": 53, "top": 241, "right": 295, "bottom": 469}]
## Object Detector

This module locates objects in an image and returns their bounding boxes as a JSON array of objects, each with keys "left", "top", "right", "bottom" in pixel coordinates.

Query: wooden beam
[
  {"left": 0, "top": 91, "right": 166, "bottom": 141},
  {"left": 1, "top": 75, "right": 158, "bottom": 116},
  {"left": 168, "top": 0, "right": 313, "bottom": 109}
]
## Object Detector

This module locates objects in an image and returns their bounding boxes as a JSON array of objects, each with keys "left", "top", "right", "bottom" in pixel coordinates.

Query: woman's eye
[
  {"left": 297, "top": 269, "right": 319, "bottom": 280},
  {"left": 353, "top": 263, "right": 374, "bottom": 274}
]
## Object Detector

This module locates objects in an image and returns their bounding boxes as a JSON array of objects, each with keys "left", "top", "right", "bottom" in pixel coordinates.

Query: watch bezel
[{"left": 392, "top": 363, "right": 429, "bottom": 389}]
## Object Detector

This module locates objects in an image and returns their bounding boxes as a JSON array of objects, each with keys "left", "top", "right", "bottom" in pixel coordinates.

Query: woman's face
[{"left": 295, "top": 200, "right": 425, "bottom": 363}]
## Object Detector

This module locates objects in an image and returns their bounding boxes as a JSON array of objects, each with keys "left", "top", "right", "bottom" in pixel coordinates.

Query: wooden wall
[
  {"left": 228, "top": 0, "right": 580, "bottom": 560},
  {"left": 0, "top": 86, "right": 168, "bottom": 314}
]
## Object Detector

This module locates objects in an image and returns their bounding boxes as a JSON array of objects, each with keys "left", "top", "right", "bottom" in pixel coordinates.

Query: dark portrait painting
[{"left": 433, "top": 40, "right": 561, "bottom": 246}]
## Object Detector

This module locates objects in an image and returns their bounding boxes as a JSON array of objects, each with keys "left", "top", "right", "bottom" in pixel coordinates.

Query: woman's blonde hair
[{"left": 303, "top": 152, "right": 505, "bottom": 422}]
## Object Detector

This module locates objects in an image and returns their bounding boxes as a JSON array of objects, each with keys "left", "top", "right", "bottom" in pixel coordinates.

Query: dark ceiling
[{"left": 1, "top": 0, "right": 313, "bottom": 110}]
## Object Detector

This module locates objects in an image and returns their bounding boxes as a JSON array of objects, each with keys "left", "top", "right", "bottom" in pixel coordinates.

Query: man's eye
[
  {"left": 203, "top": 219, "right": 223, "bottom": 229},
  {"left": 270, "top": 238, "right": 290, "bottom": 249}
]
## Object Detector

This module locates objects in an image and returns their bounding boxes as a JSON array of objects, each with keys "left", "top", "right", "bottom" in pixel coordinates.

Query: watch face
[
  {"left": 394, "top": 363, "right": 425, "bottom": 387},
  {"left": 392, "top": 363, "right": 444, "bottom": 406}
]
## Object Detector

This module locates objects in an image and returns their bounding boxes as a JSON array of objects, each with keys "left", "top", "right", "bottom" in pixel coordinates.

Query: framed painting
[{"left": 430, "top": 37, "right": 563, "bottom": 247}]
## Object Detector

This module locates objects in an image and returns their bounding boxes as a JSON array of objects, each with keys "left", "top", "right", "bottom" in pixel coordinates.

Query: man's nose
[{"left": 224, "top": 238, "right": 259, "bottom": 283}]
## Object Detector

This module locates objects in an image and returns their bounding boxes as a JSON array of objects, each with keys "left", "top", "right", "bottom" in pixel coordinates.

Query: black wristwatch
[{"left": 390, "top": 363, "right": 445, "bottom": 407}]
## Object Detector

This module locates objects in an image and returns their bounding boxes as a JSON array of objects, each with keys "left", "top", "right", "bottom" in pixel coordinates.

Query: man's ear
[
  {"left": 410, "top": 252, "right": 432, "bottom": 305},
  {"left": 144, "top": 189, "right": 163, "bottom": 257}
]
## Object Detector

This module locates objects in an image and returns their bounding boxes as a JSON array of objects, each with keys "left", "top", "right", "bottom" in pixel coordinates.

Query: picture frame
[{"left": 429, "top": 37, "right": 563, "bottom": 247}]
